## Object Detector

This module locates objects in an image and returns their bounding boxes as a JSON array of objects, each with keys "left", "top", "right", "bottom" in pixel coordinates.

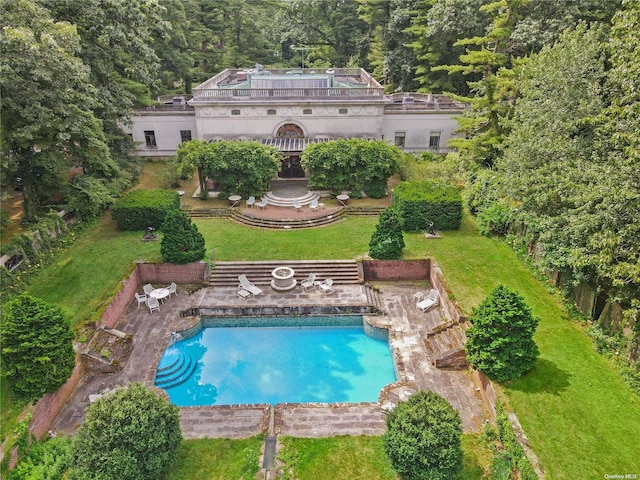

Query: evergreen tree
[
  {"left": 160, "top": 209, "right": 206, "bottom": 264},
  {"left": 466, "top": 285, "right": 539, "bottom": 382},
  {"left": 1, "top": 294, "right": 75, "bottom": 401},
  {"left": 369, "top": 207, "right": 405, "bottom": 259}
]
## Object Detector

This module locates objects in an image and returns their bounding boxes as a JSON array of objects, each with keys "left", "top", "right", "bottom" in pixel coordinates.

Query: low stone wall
[
  {"left": 137, "top": 261, "right": 208, "bottom": 285},
  {"left": 429, "top": 262, "right": 466, "bottom": 324},
  {"left": 361, "top": 259, "right": 430, "bottom": 281},
  {"left": 101, "top": 267, "right": 141, "bottom": 328},
  {"left": 30, "top": 358, "right": 85, "bottom": 440}
]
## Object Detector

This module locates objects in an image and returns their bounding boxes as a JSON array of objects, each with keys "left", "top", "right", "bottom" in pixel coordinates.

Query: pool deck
[{"left": 52, "top": 283, "right": 488, "bottom": 439}]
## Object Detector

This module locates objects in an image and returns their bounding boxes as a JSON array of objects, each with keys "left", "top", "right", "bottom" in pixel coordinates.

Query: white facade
[{"left": 126, "top": 68, "right": 465, "bottom": 161}]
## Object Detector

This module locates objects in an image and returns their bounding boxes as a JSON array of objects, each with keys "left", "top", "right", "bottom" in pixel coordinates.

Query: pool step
[{"left": 155, "top": 352, "right": 197, "bottom": 389}]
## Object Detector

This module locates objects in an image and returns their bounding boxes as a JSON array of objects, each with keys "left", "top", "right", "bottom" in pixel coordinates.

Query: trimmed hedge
[
  {"left": 393, "top": 180, "right": 462, "bottom": 231},
  {"left": 111, "top": 190, "right": 179, "bottom": 231}
]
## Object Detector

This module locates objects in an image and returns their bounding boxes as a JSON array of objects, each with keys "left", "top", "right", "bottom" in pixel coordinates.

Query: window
[
  {"left": 303, "top": 108, "right": 312, "bottom": 115},
  {"left": 394, "top": 131, "right": 406, "bottom": 148},
  {"left": 267, "top": 109, "right": 277, "bottom": 115},
  {"left": 144, "top": 130, "right": 156, "bottom": 147},
  {"left": 429, "top": 132, "right": 441, "bottom": 149},
  {"left": 338, "top": 108, "right": 348, "bottom": 114},
  {"left": 231, "top": 109, "right": 241, "bottom": 116},
  {"left": 180, "top": 130, "right": 192, "bottom": 142}
]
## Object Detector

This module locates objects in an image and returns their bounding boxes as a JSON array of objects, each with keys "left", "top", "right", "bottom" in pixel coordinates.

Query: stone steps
[
  {"left": 209, "top": 260, "right": 360, "bottom": 287},
  {"left": 229, "top": 208, "right": 346, "bottom": 229},
  {"left": 364, "top": 284, "right": 384, "bottom": 314},
  {"left": 345, "top": 206, "right": 386, "bottom": 216},
  {"left": 185, "top": 208, "right": 231, "bottom": 218},
  {"left": 423, "top": 320, "right": 470, "bottom": 364},
  {"left": 262, "top": 191, "right": 320, "bottom": 207}
]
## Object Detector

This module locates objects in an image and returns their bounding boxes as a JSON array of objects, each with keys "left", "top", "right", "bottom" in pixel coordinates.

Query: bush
[
  {"left": 160, "top": 209, "right": 206, "bottom": 264},
  {"left": 0, "top": 208, "right": 9, "bottom": 235},
  {"left": 477, "top": 201, "right": 513, "bottom": 236},
  {"left": 466, "top": 285, "right": 540, "bottom": 382},
  {"left": 363, "top": 180, "right": 387, "bottom": 198},
  {"left": 0, "top": 294, "right": 75, "bottom": 401},
  {"left": 71, "top": 384, "right": 182, "bottom": 480},
  {"left": 7, "top": 437, "right": 73, "bottom": 480},
  {"left": 393, "top": 180, "right": 462, "bottom": 231},
  {"left": 383, "top": 390, "right": 463, "bottom": 480},
  {"left": 369, "top": 208, "right": 404, "bottom": 259},
  {"left": 111, "top": 189, "right": 179, "bottom": 231}
]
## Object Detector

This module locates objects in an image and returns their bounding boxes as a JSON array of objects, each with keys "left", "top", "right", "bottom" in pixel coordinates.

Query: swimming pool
[{"left": 155, "top": 316, "right": 396, "bottom": 406}]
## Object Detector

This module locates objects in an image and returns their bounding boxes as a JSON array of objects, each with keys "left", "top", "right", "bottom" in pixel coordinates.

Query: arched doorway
[{"left": 276, "top": 124, "right": 306, "bottom": 178}]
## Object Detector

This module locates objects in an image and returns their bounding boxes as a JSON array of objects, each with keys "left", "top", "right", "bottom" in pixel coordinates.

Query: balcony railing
[{"left": 192, "top": 86, "right": 385, "bottom": 101}]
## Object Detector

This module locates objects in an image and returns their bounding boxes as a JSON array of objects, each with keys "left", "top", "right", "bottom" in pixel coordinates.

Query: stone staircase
[
  {"left": 262, "top": 190, "right": 320, "bottom": 207},
  {"left": 345, "top": 206, "right": 386, "bottom": 216},
  {"left": 230, "top": 207, "right": 346, "bottom": 229},
  {"left": 363, "top": 284, "right": 384, "bottom": 313},
  {"left": 185, "top": 207, "right": 231, "bottom": 219},
  {"left": 423, "top": 319, "right": 471, "bottom": 369},
  {"left": 209, "top": 260, "right": 360, "bottom": 287}
]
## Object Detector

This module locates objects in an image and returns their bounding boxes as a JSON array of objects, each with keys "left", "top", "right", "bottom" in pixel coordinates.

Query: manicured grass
[
  {"left": 404, "top": 216, "right": 640, "bottom": 479},
  {"left": 195, "top": 217, "right": 378, "bottom": 261},
  {"left": 27, "top": 216, "right": 162, "bottom": 328},
  {"left": 164, "top": 436, "right": 263, "bottom": 480},
  {"left": 278, "top": 435, "right": 397, "bottom": 480}
]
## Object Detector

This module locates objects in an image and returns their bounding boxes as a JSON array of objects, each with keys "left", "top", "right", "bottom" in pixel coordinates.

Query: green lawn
[
  {"left": 404, "top": 216, "right": 640, "bottom": 479},
  {"left": 9, "top": 211, "right": 639, "bottom": 479}
]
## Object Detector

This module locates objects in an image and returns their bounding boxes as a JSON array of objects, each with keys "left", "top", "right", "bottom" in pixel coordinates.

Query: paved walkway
[{"left": 52, "top": 282, "right": 487, "bottom": 438}]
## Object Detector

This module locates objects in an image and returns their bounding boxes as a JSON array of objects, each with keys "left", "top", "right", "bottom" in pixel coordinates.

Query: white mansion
[{"left": 126, "top": 67, "right": 465, "bottom": 179}]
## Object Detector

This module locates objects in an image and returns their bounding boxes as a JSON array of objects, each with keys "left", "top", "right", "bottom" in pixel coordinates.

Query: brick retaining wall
[
  {"left": 361, "top": 259, "right": 430, "bottom": 281},
  {"left": 30, "top": 359, "right": 85, "bottom": 440},
  {"left": 137, "top": 261, "right": 208, "bottom": 285}
]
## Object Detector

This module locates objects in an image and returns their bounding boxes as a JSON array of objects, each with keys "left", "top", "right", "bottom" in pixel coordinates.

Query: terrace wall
[{"left": 361, "top": 259, "right": 430, "bottom": 281}]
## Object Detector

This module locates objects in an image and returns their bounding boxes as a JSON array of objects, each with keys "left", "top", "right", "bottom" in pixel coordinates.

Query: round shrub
[
  {"left": 383, "top": 390, "right": 463, "bottom": 480},
  {"left": 72, "top": 383, "right": 182, "bottom": 480}
]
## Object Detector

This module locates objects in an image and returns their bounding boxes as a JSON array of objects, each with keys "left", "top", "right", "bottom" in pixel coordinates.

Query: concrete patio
[{"left": 52, "top": 282, "right": 488, "bottom": 439}]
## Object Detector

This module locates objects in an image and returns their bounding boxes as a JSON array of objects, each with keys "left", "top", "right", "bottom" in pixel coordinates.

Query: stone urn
[{"left": 270, "top": 266, "right": 297, "bottom": 292}]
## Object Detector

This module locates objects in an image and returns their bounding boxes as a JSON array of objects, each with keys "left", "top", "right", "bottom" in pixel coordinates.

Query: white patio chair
[
  {"left": 412, "top": 291, "right": 424, "bottom": 302},
  {"left": 309, "top": 199, "right": 319, "bottom": 212},
  {"left": 293, "top": 201, "right": 302, "bottom": 212},
  {"left": 246, "top": 196, "right": 256, "bottom": 208},
  {"left": 143, "top": 284, "right": 154, "bottom": 295},
  {"left": 318, "top": 278, "right": 335, "bottom": 294},
  {"left": 257, "top": 198, "right": 268, "bottom": 209},
  {"left": 167, "top": 282, "right": 178, "bottom": 297},
  {"left": 301, "top": 273, "right": 317, "bottom": 291},
  {"left": 238, "top": 274, "right": 263, "bottom": 296},
  {"left": 147, "top": 296, "right": 160, "bottom": 313},
  {"left": 135, "top": 293, "right": 147, "bottom": 309},
  {"left": 416, "top": 289, "right": 439, "bottom": 312}
]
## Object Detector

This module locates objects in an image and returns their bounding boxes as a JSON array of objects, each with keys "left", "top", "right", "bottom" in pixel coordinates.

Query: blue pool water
[{"left": 156, "top": 319, "right": 396, "bottom": 406}]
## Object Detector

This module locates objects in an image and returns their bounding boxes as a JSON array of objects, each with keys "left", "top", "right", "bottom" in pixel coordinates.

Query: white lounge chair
[
  {"left": 147, "top": 296, "right": 160, "bottom": 313},
  {"left": 246, "top": 196, "right": 256, "bottom": 208},
  {"left": 309, "top": 199, "right": 319, "bottom": 212},
  {"left": 135, "top": 293, "right": 147, "bottom": 309},
  {"left": 416, "top": 289, "right": 439, "bottom": 312},
  {"left": 318, "top": 278, "right": 335, "bottom": 294},
  {"left": 301, "top": 273, "right": 317, "bottom": 291},
  {"left": 167, "top": 282, "right": 178, "bottom": 297},
  {"left": 143, "top": 284, "right": 154, "bottom": 295},
  {"left": 238, "top": 274, "right": 263, "bottom": 296}
]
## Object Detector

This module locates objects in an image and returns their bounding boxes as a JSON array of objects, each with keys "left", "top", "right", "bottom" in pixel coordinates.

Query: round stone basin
[{"left": 271, "top": 266, "right": 297, "bottom": 292}]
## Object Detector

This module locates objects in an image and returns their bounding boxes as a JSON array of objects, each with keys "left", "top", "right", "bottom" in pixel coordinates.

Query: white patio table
[{"left": 150, "top": 288, "right": 170, "bottom": 303}]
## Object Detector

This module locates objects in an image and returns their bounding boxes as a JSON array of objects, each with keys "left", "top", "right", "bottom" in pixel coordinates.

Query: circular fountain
[{"left": 270, "top": 266, "right": 297, "bottom": 292}]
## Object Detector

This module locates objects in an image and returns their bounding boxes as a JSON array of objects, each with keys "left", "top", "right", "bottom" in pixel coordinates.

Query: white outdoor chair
[
  {"left": 301, "top": 273, "right": 317, "bottom": 291},
  {"left": 143, "top": 284, "right": 154, "bottom": 295},
  {"left": 238, "top": 274, "right": 263, "bottom": 296},
  {"left": 416, "top": 289, "right": 439, "bottom": 312},
  {"left": 309, "top": 199, "right": 319, "bottom": 212},
  {"left": 246, "top": 196, "right": 256, "bottom": 208},
  {"left": 412, "top": 291, "right": 424, "bottom": 302},
  {"left": 135, "top": 293, "right": 147, "bottom": 309},
  {"left": 318, "top": 278, "right": 335, "bottom": 294},
  {"left": 257, "top": 198, "right": 268, "bottom": 209},
  {"left": 293, "top": 201, "right": 302, "bottom": 212},
  {"left": 167, "top": 282, "right": 178, "bottom": 297},
  {"left": 147, "top": 296, "right": 160, "bottom": 313}
]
